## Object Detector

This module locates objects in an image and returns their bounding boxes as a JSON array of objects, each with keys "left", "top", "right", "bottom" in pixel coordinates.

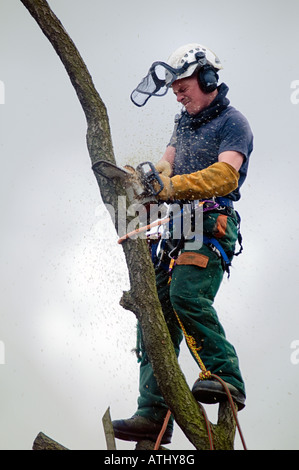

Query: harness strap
[
  {"left": 215, "top": 196, "right": 234, "bottom": 209},
  {"left": 203, "top": 235, "right": 231, "bottom": 275}
]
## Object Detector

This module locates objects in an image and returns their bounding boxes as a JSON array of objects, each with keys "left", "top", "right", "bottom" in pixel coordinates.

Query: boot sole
[
  {"left": 113, "top": 427, "right": 172, "bottom": 444},
  {"left": 192, "top": 383, "right": 246, "bottom": 411}
]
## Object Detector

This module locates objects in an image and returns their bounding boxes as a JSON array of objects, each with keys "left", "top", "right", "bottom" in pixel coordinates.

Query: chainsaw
[{"left": 92, "top": 160, "right": 164, "bottom": 204}]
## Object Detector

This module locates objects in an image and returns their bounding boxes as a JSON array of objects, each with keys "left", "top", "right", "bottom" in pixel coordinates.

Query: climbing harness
[
  {"left": 117, "top": 199, "right": 205, "bottom": 245},
  {"left": 118, "top": 197, "right": 243, "bottom": 279}
]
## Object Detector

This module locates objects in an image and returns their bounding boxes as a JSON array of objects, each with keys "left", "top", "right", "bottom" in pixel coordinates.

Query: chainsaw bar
[
  {"left": 92, "top": 160, "right": 133, "bottom": 181},
  {"left": 92, "top": 160, "right": 156, "bottom": 206},
  {"left": 92, "top": 160, "right": 164, "bottom": 204}
]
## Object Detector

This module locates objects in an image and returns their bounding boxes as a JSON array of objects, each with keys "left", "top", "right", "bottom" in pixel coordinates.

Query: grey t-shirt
[{"left": 169, "top": 83, "right": 254, "bottom": 201}]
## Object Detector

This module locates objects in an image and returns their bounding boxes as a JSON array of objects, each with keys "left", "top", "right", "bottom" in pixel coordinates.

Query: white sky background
[{"left": 0, "top": 0, "right": 299, "bottom": 450}]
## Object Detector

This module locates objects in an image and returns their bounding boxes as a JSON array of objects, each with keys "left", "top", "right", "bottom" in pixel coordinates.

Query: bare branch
[
  {"left": 32, "top": 432, "right": 68, "bottom": 450},
  {"left": 102, "top": 407, "right": 117, "bottom": 450}
]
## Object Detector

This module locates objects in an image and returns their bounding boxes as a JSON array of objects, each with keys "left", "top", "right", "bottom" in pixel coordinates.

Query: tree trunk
[{"left": 20, "top": 0, "right": 239, "bottom": 450}]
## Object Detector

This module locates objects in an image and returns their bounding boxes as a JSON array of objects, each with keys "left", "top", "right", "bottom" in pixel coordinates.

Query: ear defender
[
  {"left": 194, "top": 51, "right": 219, "bottom": 94},
  {"left": 198, "top": 65, "right": 219, "bottom": 93}
]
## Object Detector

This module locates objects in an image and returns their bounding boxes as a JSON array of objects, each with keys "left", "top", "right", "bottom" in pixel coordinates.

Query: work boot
[
  {"left": 192, "top": 378, "right": 246, "bottom": 411},
  {"left": 112, "top": 414, "right": 172, "bottom": 444}
]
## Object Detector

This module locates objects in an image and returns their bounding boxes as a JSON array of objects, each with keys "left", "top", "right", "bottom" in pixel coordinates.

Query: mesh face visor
[{"left": 130, "top": 60, "right": 194, "bottom": 107}]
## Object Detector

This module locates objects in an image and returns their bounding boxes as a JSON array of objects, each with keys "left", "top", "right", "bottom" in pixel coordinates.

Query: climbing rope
[
  {"left": 173, "top": 310, "right": 211, "bottom": 381},
  {"left": 154, "top": 404, "right": 214, "bottom": 451},
  {"left": 197, "top": 402, "right": 214, "bottom": 450},
  {"left": 154, "top": 409, "right": 172, "bottom": 450},
  {"left": 210, "top": 374, "right": 247, "bottom": 451}
]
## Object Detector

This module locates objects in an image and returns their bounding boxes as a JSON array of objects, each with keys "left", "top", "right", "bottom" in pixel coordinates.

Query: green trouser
[{"left": 135, "top": 210, "right": 246, "bottom": 424}]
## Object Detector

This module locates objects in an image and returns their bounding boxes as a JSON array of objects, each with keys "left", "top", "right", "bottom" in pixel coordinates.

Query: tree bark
[
  {"left": 20, "top": 0, "right": 238, "bottom": 450},
  {"left": 32, "top": 432, "right": 68, "bottom": 450},
  {"left": 102, "top": 407, "right": 117, "bottom": 450}
]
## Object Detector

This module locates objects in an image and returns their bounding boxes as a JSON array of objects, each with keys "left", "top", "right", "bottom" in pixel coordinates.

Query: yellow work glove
[
  {"left": 155, "top": 160, "right": 172, "bottom": 177},
  {"left": 156, "top": 161, "right": 239, "bottom": 201}
]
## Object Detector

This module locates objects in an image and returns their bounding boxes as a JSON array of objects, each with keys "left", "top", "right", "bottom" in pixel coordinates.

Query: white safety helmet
[
  {"left": 131, "top": 43, "right": 223, "bottom": 107},
  {"left": 165, "top": 43, "right": 223, "bottom": 85}
]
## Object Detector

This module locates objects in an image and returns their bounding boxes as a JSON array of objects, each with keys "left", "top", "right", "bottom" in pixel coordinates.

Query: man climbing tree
[
  {"left": 112, "top": 43, "right": 253, "bottom": 445},
  {"left": 20, "top": 1, "right": 251, "bottom": 450}
]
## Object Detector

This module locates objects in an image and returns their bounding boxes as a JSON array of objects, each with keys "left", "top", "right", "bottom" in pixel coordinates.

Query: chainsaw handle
[{"left": 136, "top": 161, "right": 164, "bottom": 197}]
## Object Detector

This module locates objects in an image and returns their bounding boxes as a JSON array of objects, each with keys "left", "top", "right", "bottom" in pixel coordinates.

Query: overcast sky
[{"left": 0, "top": 0, "right": 299, "bottom": 450}]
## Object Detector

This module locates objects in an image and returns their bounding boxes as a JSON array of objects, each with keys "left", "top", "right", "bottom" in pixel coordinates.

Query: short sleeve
[{"left": 218, "top": 110, "right": 253, "bottom": 161}]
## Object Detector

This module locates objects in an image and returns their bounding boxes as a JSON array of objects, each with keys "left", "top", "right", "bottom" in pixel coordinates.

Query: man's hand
[
  {"left": 154, "top": 173, "right": 175, "bottom": 199},
  {"left": 155, "top": 160, "right": 172, "bottom": 177}
]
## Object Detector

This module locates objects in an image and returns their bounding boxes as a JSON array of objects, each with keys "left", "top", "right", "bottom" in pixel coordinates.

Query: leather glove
[
  {"left": 155, "top": 160, "right": 172, "bottom": 177},
  {"left": 155, "top": 161, "right": 239, "bottom": 201}
]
